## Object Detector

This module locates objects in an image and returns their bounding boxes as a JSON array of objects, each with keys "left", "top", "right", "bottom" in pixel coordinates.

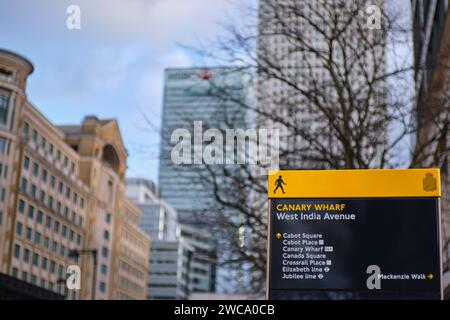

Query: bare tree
[{"left": 149, "top": 0, "right": 449, "bottom": 294}]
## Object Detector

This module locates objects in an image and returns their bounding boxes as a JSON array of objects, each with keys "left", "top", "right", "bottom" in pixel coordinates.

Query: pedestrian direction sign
[{"left": 266, "top": 169, "right": 442, "bottom": 300}]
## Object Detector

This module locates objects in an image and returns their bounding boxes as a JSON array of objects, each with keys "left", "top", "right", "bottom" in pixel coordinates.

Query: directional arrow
[
  {"left": 427, "top": 274, "right": 433, "bottom": 280},
  {"left": 276, "top": 233, "right": 282, "bottom": 239}
]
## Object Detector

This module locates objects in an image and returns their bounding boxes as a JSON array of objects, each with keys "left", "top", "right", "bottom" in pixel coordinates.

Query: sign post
[{"left": 266, "top": 169, "right": 442, "bottom": 300}]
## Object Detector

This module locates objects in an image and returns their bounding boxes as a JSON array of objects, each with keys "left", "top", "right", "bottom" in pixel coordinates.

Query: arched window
[{"left": 102, "top": 144, "right": 120, "bottom": 173}]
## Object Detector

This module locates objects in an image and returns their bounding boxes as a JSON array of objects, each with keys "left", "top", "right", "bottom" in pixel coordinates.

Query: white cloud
[
  {"left": 83, "top": 0, "right": 231, "bottom": 43},
  {"left": 0, "top": 0, "right": 249, "bottom": 181},
  {"left": 1, "top": 0, "right": 234, "bottom": 48}
]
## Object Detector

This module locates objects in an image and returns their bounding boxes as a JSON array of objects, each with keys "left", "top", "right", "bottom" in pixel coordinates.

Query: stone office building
[{"left": 0, "top": 48, "right": 150, "bottom": 300}]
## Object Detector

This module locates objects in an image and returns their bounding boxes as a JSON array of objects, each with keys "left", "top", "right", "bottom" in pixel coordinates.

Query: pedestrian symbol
[{"left": 273, "top": 175, "right": 286, "bottom": 194}]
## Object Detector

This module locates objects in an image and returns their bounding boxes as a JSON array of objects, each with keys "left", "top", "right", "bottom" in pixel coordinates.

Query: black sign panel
[{"left": 268, "top": 198, "right": 441, "bottom": 300}]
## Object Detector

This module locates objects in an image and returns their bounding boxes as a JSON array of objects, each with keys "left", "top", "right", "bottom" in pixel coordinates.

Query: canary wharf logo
[
  {"left": 423, "top": 172, "right": 437, "bottom": 192},
  {"left": 170, "top": 121, "right": 280, "bottom": 175}
]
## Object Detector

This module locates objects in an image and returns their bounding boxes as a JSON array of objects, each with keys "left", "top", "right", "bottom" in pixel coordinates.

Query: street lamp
[{"left": 69, "top": 248, "right": 97, "bottom": 300}]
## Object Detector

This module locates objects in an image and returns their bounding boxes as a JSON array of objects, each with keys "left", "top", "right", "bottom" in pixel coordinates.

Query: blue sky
[
  {"left": 1, "top": 0, "right": 413, "bottom": 180},
  {"left": 0, "top": 0, "right": 243, "bottom": 182}
]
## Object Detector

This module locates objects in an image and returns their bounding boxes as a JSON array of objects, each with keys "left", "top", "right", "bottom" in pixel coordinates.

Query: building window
[
  {"left": 105, "top": 213, "right": 111, "bottom": 224},
  {"left": 46, "top": 216, "right": 52, "bottom": 228},
  {"left": 33, "top": 162, "right": 39, "bottom": 176},
  {"left": 31, "top": 184, "right": 36, "bottom": 198},
  {"left": 103, "top": 230, "right": 109, "bottom": 241},
  {"left": 34, "top": 232, "right": 41, "bottom": 245},
  {"left": 39, "top": 190, "right": 45, "bottom": 203},
  {"left": 24, "top": 248, "right": 30, "bottom": 263},
  {"left": 42, "top": 169, "right": 47, "bottom": 182},
  {"left": 69, "top": 229, "right": 74, "bottom": 241},
  {"left": 44, "top": 236, "right": 50, "bottom": 249},
  {"left": 12, "top": 267, "right": 18, "bottom": 278},
  {"left": 58, "top": 182, "right": 63, "bottom": 194},
  {"left": 32, "top": 129, "right": 38, "bottom": 143},
  {"left": 52, "top": 241, "right": 58, "bottom": 253},
  {"left": 23, "top": 122, "right": 29, "bottom": 137},
  {"left": 80, "top": 198, "right": 85, "bottom": 209},
  {"left": 33, "top": 253, "right": 39, "bottom": 266},
  {"left": 101, "top": 264, "right": 108, "bottom": 275},
  {"left": 0, "top": 138, "right": 6, "bottom": 154},
  {"left": 60, "top": 245, "right": 65, "bottom": 257},
  {"left": 50, "top": 260, "right": 56, "bottom": 273},
  {"left": 59, "top": 265, "right": 65, "bottom": 277},
  {"left": 23, "top": 156, "right": 30, "bottom": 170},
  {"left": 64, "top": 156, "right": 68, "bottom": 167},
  {"left": 101, "top": 247, "right": 109, "bottom": 258},
  {"left": 18, "top": 199, "right": 25, "bottom": 214},
  {"left": 107, "top": 180, "right": 114, "bottom": 203},
  {"left": 31, "top": 275, "right": 37, "bottom": 285},
  {"left": 26, "top": 227, "right": 32, "bottom": 241},
  {"left": 77, "top": 234, "right": 81, "bottom": 245},
  {"left": 54, "top": 221, "right": 59, "bottom": 233},
  {"left": 49, "top": 143, "right": 54, "bottom": 155},
  {"left": 62, "top": 226, "right": 67, "bottom": 238},
  {"left": 28, "top": 205, "right": 34, "bottom": 219},
  {"left": 20, "top": 177, "right": 27, "bottom": 192},
  {"left": 37, "top": 210, "right": 43, "bottom": 224},
  {"left": 42, "top": 257, "right": 48, "bottom": 270},
  {"left": 16, "top": 222, "right": 23, "bottom": 236},
  {"left": 50, "top": 176, "right": 55, "bottom": 189},
  {"left": 22, "top": 271, "right": 28, "bottom": 282},
  {"left": 99, "top": 282, "right": 107, "bottom": 293},
  {"left": 14, "top": 244, "right": 21, "bottom": 258},
  {"left": 57, "top": 150, "right": 61, "bottom": 161},
  {"left": 41, "top": 137, "right": 46, "bottom": 150},
  {"left": 0, "top": 93, "right": 9, "bottom": 124}
]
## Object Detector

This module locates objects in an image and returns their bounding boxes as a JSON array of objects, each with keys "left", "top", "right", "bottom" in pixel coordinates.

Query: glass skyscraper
[{"left": 158, "top": 67, "right": 252, "bottom": 293}]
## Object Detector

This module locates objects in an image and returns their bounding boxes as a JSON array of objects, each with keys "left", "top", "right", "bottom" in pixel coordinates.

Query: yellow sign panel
[{"left": 268, "top": 169, "right": 441, "bottom": 198}]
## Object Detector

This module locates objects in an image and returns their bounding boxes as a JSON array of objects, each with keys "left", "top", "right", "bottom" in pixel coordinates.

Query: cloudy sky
[{"left": 0, "top": 0, "right": 248, "bottom": 181}]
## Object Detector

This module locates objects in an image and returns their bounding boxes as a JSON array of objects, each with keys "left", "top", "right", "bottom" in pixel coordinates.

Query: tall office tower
[
  {"left": 0, "top": 49, "right": 150, "bottom": 300},
  {"left": 127, "top": 178, "right": 215, "bottom": 299},
  {"left": 257, "top": 0, "right": 387, "bottom": 170},
  {"left": 158, "top": 67, "right": 252, "bottom": 293},
  {"left": 178, "top": 223, "right": 217, "bottom": 294},
  {"left": 159, "top": 67, "right": 251, "bottom": 223},
  {"left": 126, "top": 178, "right": 177, "bottom": 241},
  {"left": 146, "top": 239, "right": 194, "bottom": 300},
  {"left": 126, "top": 178, "right": 187, "bottom": 300},
  {"left": 411, "top": 0, "right": 450, "bottom": 299}
]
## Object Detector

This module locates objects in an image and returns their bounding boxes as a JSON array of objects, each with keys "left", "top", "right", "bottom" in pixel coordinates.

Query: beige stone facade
[{"left": 0, "top": 49, "right": 150, "bottom": 300}]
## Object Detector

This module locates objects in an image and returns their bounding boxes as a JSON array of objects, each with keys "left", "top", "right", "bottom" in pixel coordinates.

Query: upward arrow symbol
[{"left": 276, "top": 233, "right": 282, "bottom": 239}]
